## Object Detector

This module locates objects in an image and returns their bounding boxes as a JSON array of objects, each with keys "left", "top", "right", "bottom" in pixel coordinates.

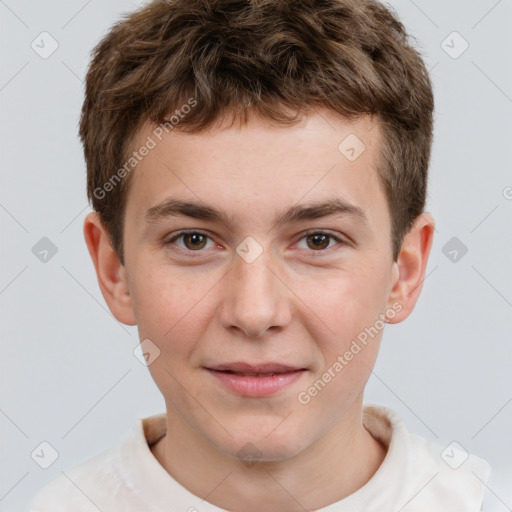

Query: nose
[{"left": 217, "top": 248, "right": 293, "bottom": 339}]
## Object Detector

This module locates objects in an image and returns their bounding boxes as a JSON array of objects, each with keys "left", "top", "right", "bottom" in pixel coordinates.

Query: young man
[{"left": 28, "top": 0, "right": 491, "bottom": 510}]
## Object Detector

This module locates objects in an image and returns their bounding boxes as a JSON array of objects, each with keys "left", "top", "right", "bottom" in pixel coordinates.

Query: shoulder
[
  {"left": 408, "top": 433, "right": 491, "bottom": 506},
  {"left": 363, "top": 405, "right": 492, "bottom": 511},
  {"left": 27, "top": 446, "right": 124, "bottom": 511},
  {"left": 27, "top": 414, "right": 164, "bottom": 511}
]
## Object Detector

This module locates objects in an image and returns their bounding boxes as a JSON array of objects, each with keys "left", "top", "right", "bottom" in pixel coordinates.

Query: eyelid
[
  {"left": 165, "top": 228, "right": 348, "bottom": 257},
  {"left": 294, "top": 229, "right": 347, "bottom": 252},
  {"left": 165, "top": 229, "right": 217, "bottom": 255}
]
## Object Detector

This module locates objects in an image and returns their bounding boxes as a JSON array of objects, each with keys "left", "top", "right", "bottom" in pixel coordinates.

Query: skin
[{"left": 84, "top": 109, "right": 435, "bottom": 511}]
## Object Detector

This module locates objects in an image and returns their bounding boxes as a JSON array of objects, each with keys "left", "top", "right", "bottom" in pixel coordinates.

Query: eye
[
  {"left": 165, "top": 229, "right": 346, "bottom": 258},
  {"left": 296, "top": 230, "right": 345, "bottom": 252},
  {"left": 165, "top": 230, "right": 216, "bottom": 253}
]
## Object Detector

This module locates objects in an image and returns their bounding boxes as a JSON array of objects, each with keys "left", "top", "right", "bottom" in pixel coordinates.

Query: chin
[{"left": 216, "top": 423, "right": 309, "bottom": 464}]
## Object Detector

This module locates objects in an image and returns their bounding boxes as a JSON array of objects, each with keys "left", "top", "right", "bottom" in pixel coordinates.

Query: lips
[
  {"left": 206, "top": 362, "right": 305, "bottom": 376},
  {"left": 205, "top": 362, "right": 307, "bottom": 397}
]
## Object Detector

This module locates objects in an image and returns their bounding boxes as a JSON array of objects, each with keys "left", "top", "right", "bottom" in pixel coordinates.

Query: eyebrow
[{"left": 144, "top": 197, "right": 368, "bottom": 230}]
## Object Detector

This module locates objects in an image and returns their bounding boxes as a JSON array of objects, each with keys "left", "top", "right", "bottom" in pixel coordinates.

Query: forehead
[{"left": 125, "top": 109, "right": 387, "bottom": 232}]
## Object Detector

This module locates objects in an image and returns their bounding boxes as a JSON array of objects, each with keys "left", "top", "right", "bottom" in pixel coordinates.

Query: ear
[
  {"left": 83, "top": 212, "right": 136, "bottom": 326},
  {"left": 385, "top": 213, "right": 435, "bottom": 323}
]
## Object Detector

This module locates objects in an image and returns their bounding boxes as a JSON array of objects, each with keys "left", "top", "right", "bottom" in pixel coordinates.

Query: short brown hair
[{"left": 80, "top": 0, "right": 434, "bottom": 264}]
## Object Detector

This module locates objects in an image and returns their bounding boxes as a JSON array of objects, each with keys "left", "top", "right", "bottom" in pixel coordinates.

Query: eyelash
[{"left": 165, "top": 229, "right": 346, "bottom": 258}]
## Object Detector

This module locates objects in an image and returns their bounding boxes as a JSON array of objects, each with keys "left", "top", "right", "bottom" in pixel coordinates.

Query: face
[{"left": 96, "top": 110, "right": 418, "bottom": 461}]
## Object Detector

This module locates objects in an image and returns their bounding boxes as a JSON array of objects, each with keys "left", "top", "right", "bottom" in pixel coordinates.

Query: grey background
[{"left": 1, "top": 0, "right": 511, "bottom": 510}]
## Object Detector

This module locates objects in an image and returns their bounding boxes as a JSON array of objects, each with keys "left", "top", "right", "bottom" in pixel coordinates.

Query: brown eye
[
  {"left": 182, "top": 233, "right": 208, "bottom": 250},
  {"left": 166, "top": 231, "right": 215, "bottom": 254},
  {"left": 306, "top": 233, "right": 331, "bottom": 250},
  {"left": 296, "top": 230, "right": 345, "bottom": 253}
]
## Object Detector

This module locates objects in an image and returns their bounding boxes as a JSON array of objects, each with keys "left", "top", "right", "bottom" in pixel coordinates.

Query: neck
[{"left": 150, "top": 400, "right": 387, "bottom": 511}]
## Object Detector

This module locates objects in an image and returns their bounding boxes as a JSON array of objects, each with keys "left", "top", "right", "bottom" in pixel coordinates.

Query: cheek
[
  {"left": 297, "top": 265, "right": 387, "bottom": 338},
  {"left": 129, "top": 262, "right": 213, "bottom": 349},
  {"left": 129, "top": 266, "right": 215, "bottom": 403},
  {"left": 294, "top": 264, "right": 387, "bottom": 391},
  {"left": 300, "top": 280, "right": 383, "bottom": 410}
]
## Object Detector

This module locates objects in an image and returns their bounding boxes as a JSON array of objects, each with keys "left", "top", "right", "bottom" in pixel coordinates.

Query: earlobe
[
  {"left": 83, "top": 212, "right": 137, "bottom": 326},
  {"left": 386, "top": 213, "right": 435, "bottom": 324}
]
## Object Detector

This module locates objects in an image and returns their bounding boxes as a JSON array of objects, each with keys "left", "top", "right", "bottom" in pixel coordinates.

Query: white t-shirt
[{"left": 28, "top": 404, "right": 492, "bottom": 511}]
